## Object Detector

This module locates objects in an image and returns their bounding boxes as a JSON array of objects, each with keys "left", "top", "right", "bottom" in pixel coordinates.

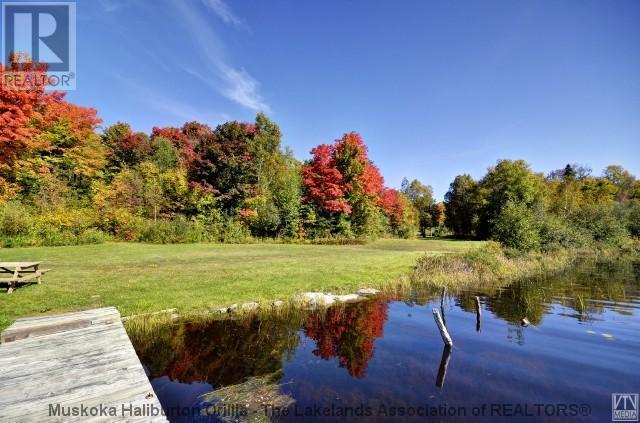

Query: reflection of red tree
[{"left": 303, "top": 299, "right": 389, "bottom": 378}]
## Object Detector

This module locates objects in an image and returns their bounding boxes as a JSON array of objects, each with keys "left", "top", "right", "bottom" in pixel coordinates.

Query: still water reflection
[{"left": 131, "top": 260, "right": 640, "bottom": 422}]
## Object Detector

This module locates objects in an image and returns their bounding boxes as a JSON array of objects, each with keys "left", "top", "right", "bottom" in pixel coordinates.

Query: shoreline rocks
[
  {"left": 333, "top": 294, "right": 363, "bottom": 303},
  {"left": 357, "top": 288, "right": 380, "bottom": 296},
  {"left": 123, "top": 287, "right": 382, "bottom": 322},
  {"left": 294, "top": 287, "right": 381, "bottom": 307},
  {"left": 295, "top": 292, "right": 336, "bottom": 307}
]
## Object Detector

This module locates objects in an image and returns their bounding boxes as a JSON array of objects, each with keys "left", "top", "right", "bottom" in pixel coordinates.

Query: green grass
[{"left": 0, "top": 238, "right": 480, "bottom": 330}]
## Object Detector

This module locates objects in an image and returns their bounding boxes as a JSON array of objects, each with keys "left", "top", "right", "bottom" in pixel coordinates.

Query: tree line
[
  {"left": 1, "top": 58, "right": 426, "bottom": 245},
  {"left": 1, "top": 58, "right": 638, "bottom": 250}
]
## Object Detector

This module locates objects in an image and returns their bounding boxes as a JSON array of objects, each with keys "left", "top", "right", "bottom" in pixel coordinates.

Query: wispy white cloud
[
  {"left": 186, "top": 66, "right": 271, "bottom": 113},
  {"left": 219, "top": 66, "right": 270, "bottom": 112},
  {"left": 173, "top": 1, "right": 271, "bottom": 113},
  {"left": 201, "top": 0, "right": 247, "bottom": 29},
  {"left": 98, "top": 0, "right": 270, "bottom": 114}
]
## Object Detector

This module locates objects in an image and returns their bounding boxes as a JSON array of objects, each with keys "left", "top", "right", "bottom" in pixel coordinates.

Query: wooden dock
[{"left": 0, "top": 308, "right": 167, "bottom": 422}]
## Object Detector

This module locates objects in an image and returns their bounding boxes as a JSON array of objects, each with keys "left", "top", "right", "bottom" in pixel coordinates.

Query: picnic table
[{"left": 0, "top": 262, "right": 50, "bottom": 294}]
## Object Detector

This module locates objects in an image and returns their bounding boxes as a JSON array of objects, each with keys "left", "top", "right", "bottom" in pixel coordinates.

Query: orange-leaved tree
[
  {"left": 303, "top": 132, "right": 386, "bottom": 236},
  {"left": 0, "top": 54, "right": 50, "bottom": 199}
]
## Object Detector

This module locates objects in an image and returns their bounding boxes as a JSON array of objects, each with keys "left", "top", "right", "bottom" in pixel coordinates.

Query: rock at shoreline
[
  {"left": 296, "top": 292, "right": 335, "bottom": 307},
  {"left": 358, "top": 288, "right": 380, "bottom": 296},
  {"left": 334, "top": 294, "right": 363, "bottom": 303}
]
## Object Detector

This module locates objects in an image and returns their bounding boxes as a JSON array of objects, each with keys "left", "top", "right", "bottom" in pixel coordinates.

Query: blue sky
[{"left": 68, "top": 0, "right": 639, "bottom": 199}]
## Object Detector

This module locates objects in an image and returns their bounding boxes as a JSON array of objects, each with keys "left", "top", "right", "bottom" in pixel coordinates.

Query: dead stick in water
[
  {"left": 432, "top": 308, "right": 453, "bottom": 347},
  {"left": 475, "top": 296, "right": 482, "bottom": 332}
]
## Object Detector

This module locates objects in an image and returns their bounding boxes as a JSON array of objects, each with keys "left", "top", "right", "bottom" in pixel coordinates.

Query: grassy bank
[
  {"left": 0, "top": 238, "right": 480, "bottom": 331},
  {"left": 409, "top": 241, "right": 639, "bottom": 292},
  {"left": 409, "top": 242, "right": 574, "bottom": 289}
]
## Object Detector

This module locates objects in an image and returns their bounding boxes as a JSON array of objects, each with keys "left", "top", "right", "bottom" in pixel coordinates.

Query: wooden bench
[{"left": 0, "top": 262, "right": 50, "bottom": 294}]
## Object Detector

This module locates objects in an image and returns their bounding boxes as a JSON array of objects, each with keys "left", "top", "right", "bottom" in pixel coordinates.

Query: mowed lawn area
[{"left": 0, "top": 239, "right": 479, "bottom": 330}]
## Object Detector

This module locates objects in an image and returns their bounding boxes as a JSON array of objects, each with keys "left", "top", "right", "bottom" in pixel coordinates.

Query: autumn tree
[
  {"left": 0, "top": 56, "right": 48, "bottom": 168},
  {"left": 379, "top": 188, "right": 403, "bottom": 227},
  {"left": 0, "top": 56, "right": 105, "bottom": 201},
  {"left": 380, "top": 188, "right": 417, "bottom": 238},
  {"left": 189, "top": 121, "right": 258, "bottom": 213},
  {"left": 0, "top": 56, "right": 50, "bottom": 200},
  {"left": 430, "top": 202, "right": 446, "bottom": 231},
  {"left": 333, "top": 132, "right": 385, "bottom": 237},
  {"left": 302, "top": 132, "right": 387, "bottom": 237},
  {"left": 302, "top": 144, "right": 351, "bottom": 215},
  {"left": 102, "top": 122, "right": 152, "bottom": 174},
  {"left": 151, "top": 126, "right": 195, "bottom": 167},
  {"left": 22, "top": 95, "right": 105, "bottom": 196}
]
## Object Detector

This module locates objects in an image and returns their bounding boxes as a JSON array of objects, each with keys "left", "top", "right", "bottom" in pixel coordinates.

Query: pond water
[{"left": 131, "top": 260, "right": 640, "bottom": 422}]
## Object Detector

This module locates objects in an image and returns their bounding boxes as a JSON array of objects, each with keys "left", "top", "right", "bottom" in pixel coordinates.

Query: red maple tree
[
  {"left": 302, "top": 143, "right": 352, "bottom": 214},
  {"left": 0, "top": 56, "right": 49, "bottom": 169},
  {"left": 334, "top": 132, "right": 384, "bottom": 198},
  {"left": 379, "top": 188, "right": 407, "bottom": 225},
  {"left": 303, "top": 132, "right": 387, "bottom": 218},
  {"left": 151, "top": 126, "right": 196, "bottom": 166}
]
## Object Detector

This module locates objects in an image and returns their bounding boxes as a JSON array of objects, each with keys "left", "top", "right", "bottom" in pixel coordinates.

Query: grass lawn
[{"left": 0, "top": 238, "right": 480, "bottom": 330}]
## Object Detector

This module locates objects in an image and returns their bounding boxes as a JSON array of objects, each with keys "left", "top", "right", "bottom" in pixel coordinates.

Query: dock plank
[
  {"left": 1, "top": 307, "right": 119, "bottom": 343},
  {"left": 0, "top": 308, "right": 167, "bottom": 422}
]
